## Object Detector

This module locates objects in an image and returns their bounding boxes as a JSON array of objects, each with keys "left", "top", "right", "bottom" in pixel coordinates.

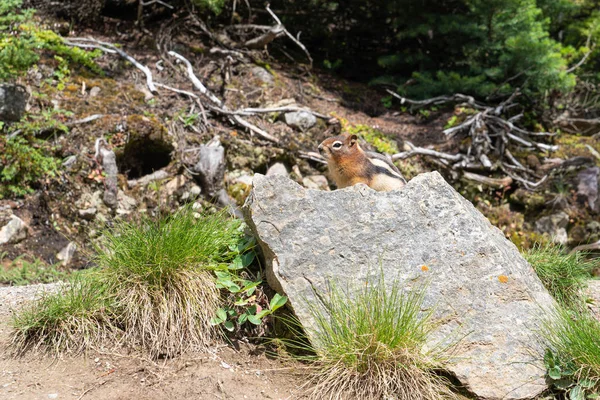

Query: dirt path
[{"left": 0, "top": 285, "right": 304, "bottom": 400}]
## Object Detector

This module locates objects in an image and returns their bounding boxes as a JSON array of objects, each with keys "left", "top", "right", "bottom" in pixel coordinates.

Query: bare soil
[{"left": 0, "top": 285, "right": 305, "bottom": 400}]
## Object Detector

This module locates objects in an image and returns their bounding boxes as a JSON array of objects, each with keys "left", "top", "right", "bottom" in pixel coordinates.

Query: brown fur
[{"left": 318, "top": 133, "right": 405, "bottom": 191}]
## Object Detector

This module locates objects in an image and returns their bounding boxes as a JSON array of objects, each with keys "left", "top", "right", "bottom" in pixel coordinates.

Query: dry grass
[
  {"left": 11, "top": 208, "right": 243, "bottom": 358},
  {"left": 297, "top": 276, "right": 456, "bottom": 400}
]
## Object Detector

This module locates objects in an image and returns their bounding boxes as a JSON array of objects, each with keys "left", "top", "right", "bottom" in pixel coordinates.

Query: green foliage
[
  {"left": 0, "top": 0, "right": 100, "bottom": 82},
  {"left": 542, "top": 307, "right": 600, "bottom": 399},
  {"left": 295, "top": 275, "right": 453, "bottom": 400},
  {"left": 192, "top": 0, "right": 227, "bottom": 15},
  {"left": 273, "top": 0, "right": 582, "bottom": 98},
  {"left": 524, "top": 244, "right": 596, "bottom": 308},
  {"left": 0, "top": 136, "right": 60, "bottom": 198},
  {"left": 0, "top": 255, "right": 70, "bottom": 286},
  {"left": 210, "top": 235, "right": 288, "bottom": 332},
  {"left": 346, "top": 124, "right": 399, "bottom": 154}
]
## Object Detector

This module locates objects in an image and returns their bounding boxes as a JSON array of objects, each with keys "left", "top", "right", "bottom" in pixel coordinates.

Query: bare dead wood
[
  {"left": 392, "top": 142, "right": 464, "bottom": 162},
  {"left": 168, "top": 51, "right": 279, "bottom": 143},
  {"left": 67, "top": 38, "right": 157, "bottom": 94},
  {"left": 570, "top": 240, "right": 600, "bottom": 254},
  {"left": 244, "top": 25, "right": 285, "bottom": 49},
  {"left": 298, "top": 151, "right": 327, "bottom": 165},
  {"left": 385, "top": 89, "right": 485, "bottom": 109},
  {"left": 265, "top": 4, "right": 313, "bottom": 67},
  {"left": 462, "top": 172, "right": 513, "bottom": 188}
]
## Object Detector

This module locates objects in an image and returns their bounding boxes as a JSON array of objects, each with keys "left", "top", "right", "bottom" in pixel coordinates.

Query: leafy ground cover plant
[{"left": 292, "top": 276, "right": 455, "bottom": 400}]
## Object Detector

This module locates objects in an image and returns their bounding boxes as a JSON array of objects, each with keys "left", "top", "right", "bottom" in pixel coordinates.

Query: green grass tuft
[
  {"left": 524, "top": 243, "right": 596, "bottom": 308},
  {"left": 11, "top": 272, "right": 116, "bottom": 354},
  {"left": 12, "top": 208, "right": 244, "bottom": 357},
  {"left": 542, "top": 306, "right": 600, "bottom": 397},
  {"left": 297, "top": 276, "right": 455, "bottom": 400}
]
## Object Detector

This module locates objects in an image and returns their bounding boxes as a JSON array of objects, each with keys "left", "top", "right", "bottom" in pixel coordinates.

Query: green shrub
[
  {"left": 524, "top": 244, "right": 596, "bottom": 308},
  {"left": 297, "top": 276, "right": 454, "bottom": 400},
  {"left": 0, "top": 136, "right": 60, "bottom": 199},
  {"left": 0, "top": 0, "right": 100, "bottom": 82}
]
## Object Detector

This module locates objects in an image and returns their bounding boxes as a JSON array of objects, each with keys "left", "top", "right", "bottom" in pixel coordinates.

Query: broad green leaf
[
  {"left": 247, "top": 314, "right": 262, "bottom": 325},
  {"left": 554, "top": 378, "right": 574, "bottom": 390},
  {"left": 579, "top": 378, "right": 596, "bottom": 389},
  {"left": 269, "top": 293, "right": 288, "bottom": 311},
  {"left": 238, "top": 313, "right": 248, "bottom": 324},
  {"left": 228, "top": 256, "right": 244, "bottom": 270},
  {"left": 256, "top": 309, "right": 271, "bottom": 319},
  {"left": 224, "top": 320, "right": 235, "bottom": 331},
  {"left": 216, "top": 308, "right": 227, "bottom": 321},
  {"left": 569, "top": 386, "right": 585, "bottom": 400},
  {"left": 548, "top": 366, "right": 562, "bottom": 380},
  {"left": 241, "top": 252, "right": 255, "bottom": 267},
  {"left": 234, "top": 298, "right": 249, "bottom": 306}
]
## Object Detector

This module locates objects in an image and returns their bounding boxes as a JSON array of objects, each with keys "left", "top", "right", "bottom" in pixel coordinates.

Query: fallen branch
[
  {"left": 392, "top": 142, "right": 464, "bottom": 162},
  {"left": 168, "top": 51, "right": 279, "bottom": 143},
  {"left": 462, "top": 172, "right": 512, "bottom": 188},
  {"left": 570, "top": 240, "right": 600, "bottom": 254},
  {"left": 67, "top": 38, "right": 157, "bottom": 94},
  {"left": 385, "top": 89, "right": 485, "bottom": 109},
  {"left": 265, "top": 4, "right": 313, "bottom": 67},
  {"left": 298, "top": 151, "right": 327, "bottom": 164}
]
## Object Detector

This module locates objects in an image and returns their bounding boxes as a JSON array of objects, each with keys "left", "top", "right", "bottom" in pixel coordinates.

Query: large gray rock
[
  {"left": 0, "top": 84, "right": 28, "bottom": 122},
  {"left": 244, "top": 172, "right": 556, "bottom": 400}
]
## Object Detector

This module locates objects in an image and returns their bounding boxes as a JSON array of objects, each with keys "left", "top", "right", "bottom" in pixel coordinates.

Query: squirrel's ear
[{"left": 349, "top": 134, "right": 357, "bottom": 146}]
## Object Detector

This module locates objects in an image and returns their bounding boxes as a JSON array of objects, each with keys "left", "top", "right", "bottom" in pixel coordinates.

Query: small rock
[
  {"left": 56, "top": 242, "right": 77, "bottom": 266},
  {"left": 266, "top": 162, "right": 288, "bottom": 177},
  {"left": 192, "top": 137, "right": 225, "bottom": 198},
  {"left": 98, "top": 143, "right": 119, "bottom": 208},
  {"left": 164, "top": 175, "right": 187, "bottom": 198},
  {"left": 302, "top": 175, "right": 329, "bottom": 190},
  {"left": 526, "top": 154, "right": 541, "bottom": 170},
  {"left": 189, "top": 185, "right": 202, "bottom": 197},
  {"left": 116, "top": 191, "right": 137, "bottom": 215},
  {"left": 62, "top": 155, "right": 77, "bottom": 169},
  {"left": 535, "top": 212, "right": 570, "bottom": 245},
  {"left": 250, "top": 66, "right": 274, "bottom": 85},
  {"left": 0, "top": 215, "right": 28, "bottom": 245},
  {"left": 47, "top": 394, "right": 58, "bottom": 399},
  {"left": 78, "top": 207, "right": 97, "bottom": 220},
  {"left": 89, "top": 86, "right": 101, "bottom": 97},
  {"left": 283, "top": 111, "right": 317, "bottom": 131},
  {"left": 0, "top": 84, "right": 28, "bottom": 122}
]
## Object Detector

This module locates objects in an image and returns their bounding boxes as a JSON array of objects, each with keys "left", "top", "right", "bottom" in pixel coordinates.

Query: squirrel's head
[{"left": 318, "top": 133, "right": 359, "bottom": 161}]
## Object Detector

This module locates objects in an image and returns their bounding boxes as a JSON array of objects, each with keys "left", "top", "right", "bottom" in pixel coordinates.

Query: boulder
[
  {"left": 0, "top": 84, "right": 28, "bottom": 122},
  {"left": 283, "top": 111, "right": 317, "bottom": 131},
  {"left": 244, "top": 172, "right": 556, "bottom": 400},
  {"left": 0, "top": 215, "right": 28, "bottom": 245}
]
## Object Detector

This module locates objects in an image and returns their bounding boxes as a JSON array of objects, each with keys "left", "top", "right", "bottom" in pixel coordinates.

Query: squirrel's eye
[{"left": 332, "top": 141, "right": 343, "bottom": 149}]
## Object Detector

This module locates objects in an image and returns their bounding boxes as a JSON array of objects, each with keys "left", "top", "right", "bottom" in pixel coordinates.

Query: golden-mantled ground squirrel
[{"left": 318, "top": 133, "right": 406, "bottom": 191}]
